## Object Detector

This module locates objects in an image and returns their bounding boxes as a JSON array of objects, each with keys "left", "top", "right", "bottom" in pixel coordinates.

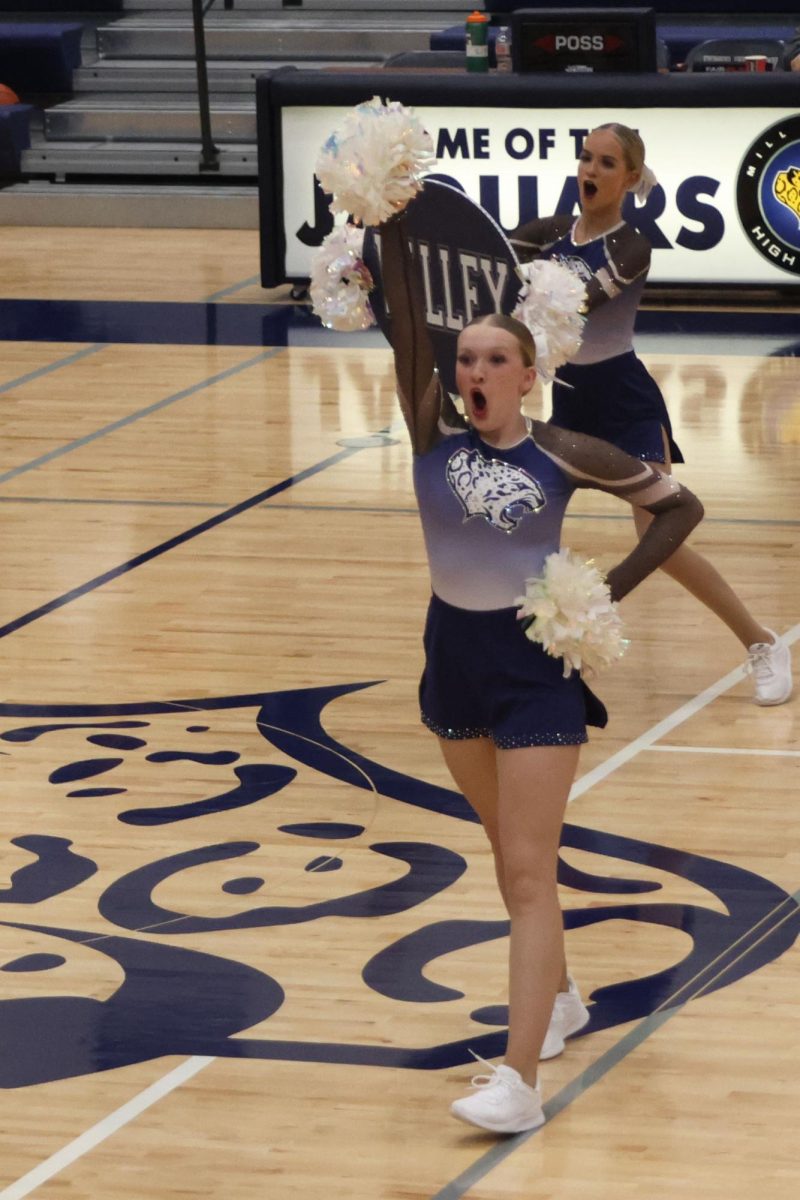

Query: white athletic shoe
[
  {"left": 746, "top": 630, "right": 793, "bottom": 706},
  {"left": 451, "top": 1056, "right": 545, "bottom": 1134},
  {"left": 540, "top": 975, "right": 590, "bottom": 1060}
]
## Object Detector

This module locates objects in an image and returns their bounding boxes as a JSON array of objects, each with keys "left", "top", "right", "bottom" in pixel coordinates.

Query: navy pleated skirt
[
  {"left": 551, "top": 351, "right": 684, "bottom": 465},
  {"left": 419, "top": 594, "right": 607, "bottom": 750}
]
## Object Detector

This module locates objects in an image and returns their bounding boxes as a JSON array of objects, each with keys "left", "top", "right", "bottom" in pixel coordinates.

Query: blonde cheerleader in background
[{"left": 511, "top": 122, "right": 792, "bottom": 706}]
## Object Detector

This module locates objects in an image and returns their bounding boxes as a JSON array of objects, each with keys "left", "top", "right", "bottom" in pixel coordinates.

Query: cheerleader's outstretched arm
[{"left": 378, "top": 215, "right": 444, "bottom": 457}]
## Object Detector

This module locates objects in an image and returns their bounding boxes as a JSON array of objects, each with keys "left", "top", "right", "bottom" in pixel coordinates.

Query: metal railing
[{"left": 191, "top": 0, "right": 220, "bottom": 171}]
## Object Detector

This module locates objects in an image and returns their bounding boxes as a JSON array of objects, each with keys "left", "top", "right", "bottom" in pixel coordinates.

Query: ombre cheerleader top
[
  {"left": 413, "top": 421, "right": 574, "bottom": 611},
  {"left": 510, "top": 215, "right": 651, "bottom": 366}
]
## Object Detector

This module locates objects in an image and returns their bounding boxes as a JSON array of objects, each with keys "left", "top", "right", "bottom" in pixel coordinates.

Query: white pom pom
[
  {"left": 512, "top": 259, "right": 587, "bottom": 384},
  {"left": 315, "top": 95, "right": 435, "bottom": 227},
  {"left": 515, "top": 548, "right": 628, "bottom": 678},
  {"left": 309, "top": 223, "right": 376, "bottom": 331}
]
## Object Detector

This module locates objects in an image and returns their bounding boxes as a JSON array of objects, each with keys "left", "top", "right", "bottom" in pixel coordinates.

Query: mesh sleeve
[
  {"left": 532, "top": 422, "right": 704, "bottom": 601},
  {"left": 509, "top": 214, "right": 572, "bottom": 260},
  {"left": 582, "top": 225, "right": 652, "bottom": 312}
]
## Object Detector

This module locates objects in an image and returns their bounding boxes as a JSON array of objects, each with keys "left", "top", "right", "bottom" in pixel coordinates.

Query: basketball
[{"left": 0, "top": 82, "right": 19, "bottom": 105}]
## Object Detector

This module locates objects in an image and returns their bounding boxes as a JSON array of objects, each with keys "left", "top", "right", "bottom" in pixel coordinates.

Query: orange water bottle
[{"left": 465, "top": 10, "right": 490, "bottom": 73}]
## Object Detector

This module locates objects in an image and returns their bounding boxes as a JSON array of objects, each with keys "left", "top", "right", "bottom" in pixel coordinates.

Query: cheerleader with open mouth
[
  {"left": 511, "top": 122, "right": 793, "bottom": 706},
  {"left": 314, "top": 99, "right": 705, "bottom": 1134},
  {"left": 377, "top": 207, "right": 705, "bottom": 1134}
]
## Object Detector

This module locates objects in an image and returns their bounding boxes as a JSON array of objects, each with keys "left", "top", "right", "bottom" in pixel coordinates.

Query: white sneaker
[
  {"left": 746, "top": 630, "right": 793, "bottom": 706},
  {"left": 540, "top": 975, "right": 590, "bottom": 1060},
  {"left": 451, "top": 1055, "right": 544, "bottom": 1134}
]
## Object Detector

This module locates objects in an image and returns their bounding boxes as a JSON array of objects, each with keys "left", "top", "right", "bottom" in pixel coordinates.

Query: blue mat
[
  {"left": 0, "top": 22, "right": 84, "bottom": 94},
  {"left": 0, "top": 103, "right": 35, "bottom": 175}
]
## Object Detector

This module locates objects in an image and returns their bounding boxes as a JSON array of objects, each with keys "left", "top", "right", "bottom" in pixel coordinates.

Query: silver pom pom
[
  {"left": 512, "top": 260, "right": 587, "bottom": 384},
  {"left": 516, "top": 548, "right": 628, "bottom": 677},
  {"left": 315, "top": 96, "right": 435, "bottom": 227},
  {"left": 309, "top": 224, "right": 376, "bottom": 332}
]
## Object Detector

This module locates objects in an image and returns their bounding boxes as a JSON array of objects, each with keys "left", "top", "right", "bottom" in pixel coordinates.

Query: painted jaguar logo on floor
[{"left": 0, "top": 684, "right": 797, "bottom": 1087}]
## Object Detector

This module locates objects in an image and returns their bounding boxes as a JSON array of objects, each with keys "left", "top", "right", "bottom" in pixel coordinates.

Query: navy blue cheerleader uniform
[
  {"left": 413, "top": 420, "right": 607, "bottom": 748},
  {"left": 511, "top": 215, "right": 684, "bottom": 465}
]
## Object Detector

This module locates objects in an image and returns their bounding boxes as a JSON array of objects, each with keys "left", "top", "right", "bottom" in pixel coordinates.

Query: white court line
[
  {"left": 0, "top": 1058, "right": 214, "bottom": 1200},
  {"left": 651, "top": 744, "right": 800, "bottom": 757},
  {"left": 569, "top": 620, "right": 800, "bottom": 802},
  {"left": 3, "top": 621, "right": 798, "bottom": 1196}
]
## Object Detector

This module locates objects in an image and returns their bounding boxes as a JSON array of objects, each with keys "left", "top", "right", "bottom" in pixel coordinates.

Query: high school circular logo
[{"left": 736, "top": 116, "right": 800, "bottom": 277}]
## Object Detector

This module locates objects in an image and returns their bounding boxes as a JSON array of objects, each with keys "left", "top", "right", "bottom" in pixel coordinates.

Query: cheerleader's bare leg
[
  {"left": 438, "top": 736, "right": 506, "bottom": 905},
  {"left": 438, "top": 737, "right": 571, "bottom": 994},
  {"left": 633, "top": 441, "right": 774, "bottom": 650},
  {"left": 440, "top": 737, "right": 578, "bottom": 1086},
  {"left": 495, "top": 743, "right": 578, "bottom": 1084}
]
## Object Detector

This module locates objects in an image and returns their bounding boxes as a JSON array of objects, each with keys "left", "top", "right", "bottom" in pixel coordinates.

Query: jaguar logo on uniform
[
  {"left": 446, "top": 446, "right": 546, "bottom": 532},
  {"left": 736, "top": 115, "right": 800, "bottom": 277}
]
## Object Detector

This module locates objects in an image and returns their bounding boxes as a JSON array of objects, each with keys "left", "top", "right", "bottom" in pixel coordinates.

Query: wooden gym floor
[{"left": 0, "top": 226, "right": 798, "bottom": 1200}]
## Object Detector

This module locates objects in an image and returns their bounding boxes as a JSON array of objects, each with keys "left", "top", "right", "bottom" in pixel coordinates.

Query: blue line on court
[
  {"left": 0, "top": 298, "right": 326, "bottom": 348},
  {"left": 0, "top": 496, "right": 225, "bottom": 509},
  {"left": 432, "top": 1008, "right": 679, "bottom": 1200},
  {"left": 0, "top": 297, "right": 799, "bottom": 353},
  {"left": 0, "top": 445, "right": 361, "bottom": 640},
  {"left": 0, "top": 347, "right": 282, "bottom": 486},
  {"left": 0, "top": 343, "right": 105, "bottom": 395},
  {"left": 431, "top": 888, "right": 800, "bottom": 1199}
]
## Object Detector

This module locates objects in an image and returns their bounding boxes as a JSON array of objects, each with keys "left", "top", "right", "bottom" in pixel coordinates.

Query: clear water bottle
[{"left": 495, "top": 26, "right": 512, "bottom": 72}]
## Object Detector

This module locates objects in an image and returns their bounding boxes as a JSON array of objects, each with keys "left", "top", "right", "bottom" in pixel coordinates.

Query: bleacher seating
[
  {"left": 2, "top": 1, "right": 797, "bottom": 220},
  {"left": 383, "top": 50, "right": 466, "bottom": 69}
]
